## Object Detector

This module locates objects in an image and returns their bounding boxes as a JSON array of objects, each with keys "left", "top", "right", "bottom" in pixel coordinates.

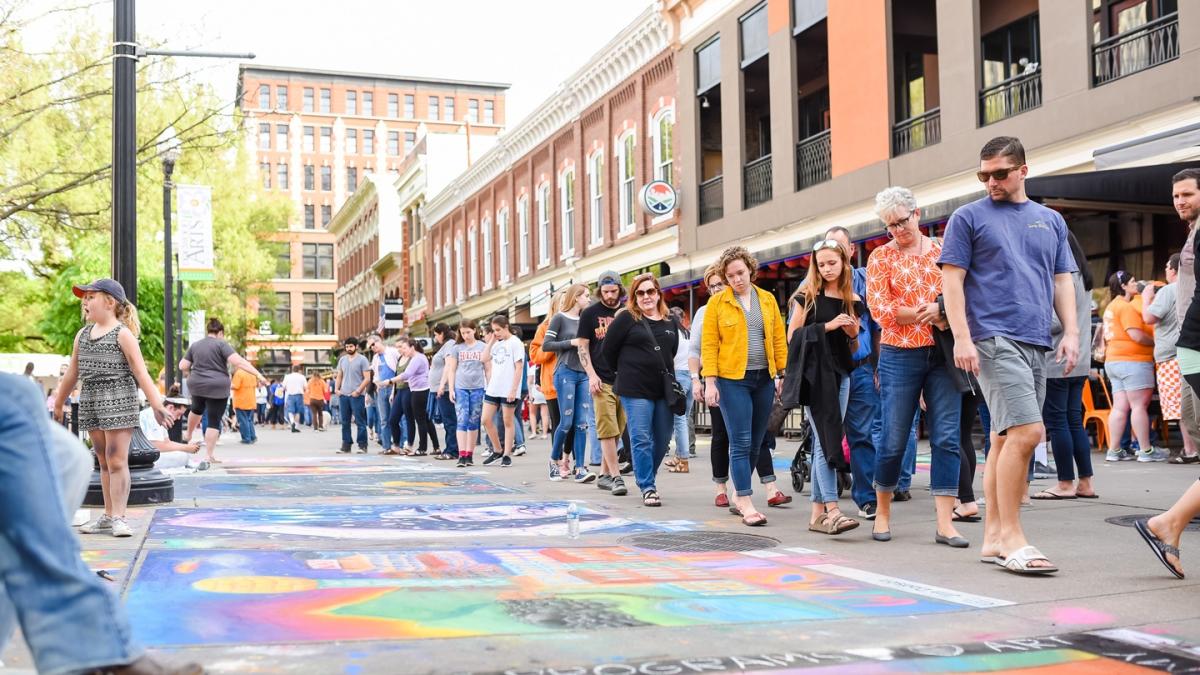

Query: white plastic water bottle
[{"left": 566, "top": 501, "right": 580, "bottom": 539}]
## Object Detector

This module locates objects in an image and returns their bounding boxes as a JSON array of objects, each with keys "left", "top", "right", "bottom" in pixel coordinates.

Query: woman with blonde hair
[{"left": 542, "top": 283, "right": 597, "bottom": 483}]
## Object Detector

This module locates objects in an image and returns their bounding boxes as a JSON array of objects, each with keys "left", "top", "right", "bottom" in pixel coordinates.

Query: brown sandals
[{"left": 808, "top": 510, "right": 860, "bottom": 535}]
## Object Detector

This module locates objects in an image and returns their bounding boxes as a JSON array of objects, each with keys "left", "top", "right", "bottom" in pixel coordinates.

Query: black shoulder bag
[{"left": 640, "top": 318, "right": 687, "bottom": 416}]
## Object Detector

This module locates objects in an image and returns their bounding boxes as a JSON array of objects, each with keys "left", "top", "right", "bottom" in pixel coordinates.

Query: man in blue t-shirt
[{"left": 940, "top": 136, "right": 1079, "bottom": 577}]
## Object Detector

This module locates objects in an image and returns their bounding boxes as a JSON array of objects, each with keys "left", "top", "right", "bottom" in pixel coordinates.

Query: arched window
[
  {"left": 518, "top": 196, "right": 530, "bottom": 273},
  {"left": 588, "top": 150, "right": 604, "bottom": 245},
  {"left": 482, "top": 217, "right": 493, "bottom": 290},
  {"left": 536, "top": 183, "right": 551, "bottom": 267},
  {"left": 498, "top": 208, "right": 511, "bottom": 282},
  {"left": 617, "top": 131, "right": 637, "bottom": 234},
  {"left": 560, "top": 169, "right": 575, "bottom": 257},
  {"left": 652, "top": 108, "right": 674, "bottom": 185},
  {"left": 468, "top": 226, "right": 478, "bottom": 294},
  {"left": 454, "top": 236, "right": 464, "bottom": 302}
]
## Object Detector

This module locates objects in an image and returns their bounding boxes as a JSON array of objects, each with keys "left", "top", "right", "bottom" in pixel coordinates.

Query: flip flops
[
  {"left": 1031, "top": 490, "right": 1077, "bottom": 500},
  {"left": 1134, "top": 518, "right": 1185, "bottom": 579},
  {"left": 999, "top": 545, "right": 1058, "bottom": 575},
  {"left": 952, "top": 508, "right": 982, "bottom": 522}
]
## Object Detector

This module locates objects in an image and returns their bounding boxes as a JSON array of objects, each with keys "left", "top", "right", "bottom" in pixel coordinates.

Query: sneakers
[
  {"left": 513, "top": 445, "right": 527, "bottom": 457},
  {"left": 574, "top": 469, "right": 597, "bottom": 484},
  {"left": 500, "top": 456, "right": 513, "bottom": 468},
  {"left": 1106, "top": 448, "right": 1137, "bottom": 462},
  {"left": 356, "top": 446, "right": 368, "bottom": 454},
  {"left": 1138, "top": 446, "right": 1170, "bottom": 463},
  {"left": 465, "top": 455, "right": 475, "bottom": 466},
  {"left": 338, "top": 443, "right": 352, "bottom": 454},
  {"left": 111, "top": 517, "right": 133, "bottom": 538},
  {"left": 618, "top": 461, "right": 633, "bottom": 475},
  {"left": 291, "top": 424, "right": 300, "bottom": 433},
  {"left": 597, "top": 475, "right": 614, "bottom": 491},
  {"left": 456, "top": 456, "right": 468, "bottom": 468},
  {"left": 893, "top": 490, "right": 912, "bottom": 502},
  {"left": 1032, "top": 461, "right": 1055, "bottom": 478},
  {"left": 610, "top": 476, "right": 628, "bottom": 496},
  {"left": 482, "top": 453, "right": 502, "bottom": 467},
  {"left": 858, "top": 503, "right": 877, "bottom": 520},
  {"left": 80, "top": 514, "right": 113, "bottom": 534},
  {"left": 549, "top": 460, "right": 563, "bottom": 481}
]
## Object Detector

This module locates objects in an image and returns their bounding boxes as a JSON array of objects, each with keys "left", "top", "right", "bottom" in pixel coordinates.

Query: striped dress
[
  {"left": 76, "top": 323, "right": 140, "bottom": 431},
  {"left": 737, "top": 292, "right": 769, "bottom": 371}
]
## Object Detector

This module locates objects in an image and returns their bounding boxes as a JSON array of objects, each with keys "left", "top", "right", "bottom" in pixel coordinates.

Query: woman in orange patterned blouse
[{"left": 865, "top": 186, "right": 965, "bottom": 547}]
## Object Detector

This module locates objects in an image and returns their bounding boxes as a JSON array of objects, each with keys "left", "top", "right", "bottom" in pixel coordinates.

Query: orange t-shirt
[
  {"left": 1103, "top": 295, "right": 1154, "bottom": 363},
  {"left": 230, "top": 370, "right": 257, "bottom": 410},
  {"left": 305, "top": 377, "right": 329, "bottom": 403},
  {"left": 866, "top": 238, "right": 944, "bottom": 349}
]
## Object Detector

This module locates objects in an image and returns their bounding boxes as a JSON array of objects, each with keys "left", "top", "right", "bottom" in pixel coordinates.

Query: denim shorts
[
  {"left": 1105, "top": 359, "right": 1155, "bottom": 393},
  {"left": 483, "top": 394, "right": 519, "bottom": 408}
]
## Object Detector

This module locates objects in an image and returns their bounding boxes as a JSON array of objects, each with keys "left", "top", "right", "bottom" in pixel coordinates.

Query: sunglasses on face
[
  {"left": 812, "top": 239, "right": 842, "bottom": 253},
  {"left": 635, "top": 288, "right": 659, "bottom": 298},
  {"left": 976, "top": 165, "right": 1023, "bottom": 183}
]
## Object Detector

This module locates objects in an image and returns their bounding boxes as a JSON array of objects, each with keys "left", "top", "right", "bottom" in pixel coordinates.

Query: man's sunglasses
[{"left": 976, "top": 165, "right": 1023, "bottom": 183}]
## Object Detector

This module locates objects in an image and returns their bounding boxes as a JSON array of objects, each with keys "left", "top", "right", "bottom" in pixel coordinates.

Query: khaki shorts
[
  {"left": 593, "top": 382, "right": 626, "bottom": 439},
  {"left": 975, "top": 336, "right": 1046, "bottom": 435}
]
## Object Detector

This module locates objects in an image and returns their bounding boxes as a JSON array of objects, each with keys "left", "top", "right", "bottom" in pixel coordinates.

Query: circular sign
[{"left": 639, "top": 181, "right": 677, "bottom": 217}]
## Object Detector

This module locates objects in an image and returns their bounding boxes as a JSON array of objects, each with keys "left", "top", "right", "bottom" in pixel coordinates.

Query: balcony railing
[
  {"left": 980, "top": 69, "right": 1042, "bottom": 126},
  {"left": 795, "top": 129, "right": 831, "bottom": 191},
  {"left": 893, "top": 108, "right": 940, "bottom": 157},
  {"left": 743, "top": 154, "right": 773, "bottom": 209},
  {"left": 1093, "top": 13, "right": 1179, "bottom": 86},
  {"left": 699, "top": 175, "right": 724, "bottom": 224}
]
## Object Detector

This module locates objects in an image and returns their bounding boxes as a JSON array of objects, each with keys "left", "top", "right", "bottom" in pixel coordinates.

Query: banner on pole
[{"left": 176, "top": 184, "right": 215, "bottom": 281}]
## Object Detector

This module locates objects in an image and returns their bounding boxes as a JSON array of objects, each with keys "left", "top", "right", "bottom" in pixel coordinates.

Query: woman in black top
[
  {"left": 601, "top": 273, "right": 679, "bottom": 507},
  {"left": 786, "top": 240, "right": 862, "bottom": 536}
]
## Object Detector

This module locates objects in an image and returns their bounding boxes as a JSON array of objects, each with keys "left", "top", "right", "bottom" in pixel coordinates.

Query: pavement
[{"left": 6, "top": 422, "right": 1200, "bottom": 674}]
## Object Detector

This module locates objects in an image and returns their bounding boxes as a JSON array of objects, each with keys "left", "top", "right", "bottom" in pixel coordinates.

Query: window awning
[{"left": 1026, "top": 161, "right": 1200, "bottom": 208}]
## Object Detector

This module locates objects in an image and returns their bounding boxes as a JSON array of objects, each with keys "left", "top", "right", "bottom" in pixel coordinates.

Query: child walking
[{"left": 53, "top": 279, "right": 174, "bottom": 538}]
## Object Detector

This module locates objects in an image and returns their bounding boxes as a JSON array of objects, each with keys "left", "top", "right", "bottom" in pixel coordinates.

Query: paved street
[{"left": 7, "top": 424, "right": 1200, "bottom": 674}]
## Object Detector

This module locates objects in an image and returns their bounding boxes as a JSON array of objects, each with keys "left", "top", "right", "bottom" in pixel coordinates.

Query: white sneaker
[
  {"left": 513, "top": 445, "right": 527, "bottom": 457},
  {"left": 110, "top": 517, "right": 133, "bottom": 537},
  {"left": 79, "top": 514, "right": 113, "bottom": 534}
]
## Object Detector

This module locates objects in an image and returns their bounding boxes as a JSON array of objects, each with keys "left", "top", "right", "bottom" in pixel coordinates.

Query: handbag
[{"left": 640, "top": 318, "right": 687, "bottom": 416}]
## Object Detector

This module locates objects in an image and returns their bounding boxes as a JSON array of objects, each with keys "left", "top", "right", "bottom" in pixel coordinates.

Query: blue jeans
[
  {"left": 552, "top": 368, "right": 591, "bottom": 470},
  {"left": 874, "top": 346, "right": 962, "bottom": 496},
  {"left": 375, "top": 384, "right": 394, "bottom": 450},
  {"left": 588, "top": 410, "right": 602, "bottom": 465},
  {"left": 0, "top": 375, "right": 141, "bottom": 674},
  {"left": 235, "top": 409, "right": 257, "bottom": 442},
  {"left": 871, "top": 407, "right": 918, "bottom": 490},
  {"left": 846, "top": 363, "right": 880, "bottom": 508},
  {"left": 807, "top": 377, "right": 851, "bottom": 504},
  {"left": 434, "top": 392, "right": 458, "bottom": 454},
  {"left": 455, "top": 388, "right": 485, "bottom": 432},
  {"left": 339, "top": 394, "right": 368, "bottom": 448},
  {"left": 1043, "top": 376, "right": 1094, "bottom": 482},
  {"left": 672, "top": 370, "right": 694, "bottom": 459},
  {"left": 620, "top": 396, "right": 674, "bottom": 495},
  {"left": 285, "top": 393, "right": 304, "bottom": 419},
  {"left": 391, "top": 387, "right": 413, "bottom": 448},
  {"left": 716, "top": 369, "right": 775, "bottom": 497}
]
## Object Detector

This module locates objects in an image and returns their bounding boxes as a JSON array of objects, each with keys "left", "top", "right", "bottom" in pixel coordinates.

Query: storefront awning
[{"left": 1026, "top": 161, "right": 1200, "bottom": 208}]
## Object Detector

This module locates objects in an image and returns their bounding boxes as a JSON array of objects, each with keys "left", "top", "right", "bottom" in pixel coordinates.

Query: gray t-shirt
[
  {"left": 429, "top": 339, "right": 456, "bottom": 391},
  {"left": 336, "top": 353, "right": 371, "bottom": 395},
  {"left": 543, "top": 313, "right": 584, "bottom": 373},
  {"left": 1047, "top": 272, "right": 1091, "bottom": 379},
  {"left": 450, "top": 340, "right": 487, "bottom": 389},
  {"left": 183, "top": 336, "right": 235, "bottom": 398},
  {"left": 1148, "top": 282, "right": 1180, "bottom": 363}
]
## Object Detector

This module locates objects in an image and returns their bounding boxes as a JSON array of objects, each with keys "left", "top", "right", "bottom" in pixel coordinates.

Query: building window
[
  {"left": 302, "top": 126, "right": 314, "bottom": 152},
  {"left": 518, "top": 196, "right": 530, "bottom": 272},
  {"left": 404, "top": 94, "right": 414, "bottom": 119},
  {"left": 444, "top": 97, "right": 455, "bottom": 121},
  {"left": 346, "top": 166, "right": 357, "bottom": 192},
  {"left": 319, "top": 88, "right": 331, "bottom": 113},
  {"left": 404, "top": 131, "right": 415, "bottom": 155},
  {"left": 429, "top": 96, "right": 440, "bottom": 120},
  {"left": 653, "top": 110, "right": 674, "bottom": 184},
  {"left": 387, "top": 131, "right": 400, "bottom": 156},
  {"left": 443, "top": 244, "right": 451, "bottom": 308},
  {"left": 433, "top": 253, "right": 441, "bottom": 308},
  {"left": 346, "top": 90, "right": 357, "bottom": 115},
  {"left": 320, "top": 204, "right": 331, "bottom": 227},
  {"left": 388, "top": 93, "right": 399, "bottom": 117},
  {"left": 468, "top": 227, "right": 478, "bottom": 293},
  {"left": 303, "top": 87, "right": 314, "bottom": 112},
  {"left": 303, "top": 165, "right": 315, "bottom": 190},
  {"left": 304, "top": 204, "right": 315, "bottom": 229},
  {"left": 258, "top": 123, "right": 271, "bottom": 150},
  {"left": 276, "top": 162, "right": 288, "bottom": 190},
  {"left": 320, "top": 166, "right": 332, "bottom": 191},
  {"left": 498, "top": 208, "right": 510, "bottom": 282},
  {"left": 537, "top": 183, "right": 550, "bottom": 267},
  {"left": 363, "top": 129, "right": 374, "bottom": 154},
  {"left": 560, "top": 170, "right": 575, "bottom": 257},
  {"left": 272, "top": 244, "right": 291, "bottom": 279},
  {"left": 302, "top": 292, "right": 334, "bottom": 335},
  {"left": 302, "top": 243, "right": 334, "bottom": 279},
  {"left": 259, "top": 162, "right": 271, "bottom": 188},
  {"left": 319, "top": 126, "right": 332, "bottom": 153},
  {"left": 276, "top": 124, "right": 288, "bottom": 151},
  {"left": 276, "top": 85, "right": 288, "bottom": 110},
  {"left": 362, "top": 91, "right": 373, "bottom": 116},
  {"left": 589, "top": 152, "right": 604, "bottom": 244},
  {"left": 345, "top": 128, "right": 358, "bottom": 154},
  {"left": 618, "top": 132, "right": 636, "bottom": 233},
  {"left": 482, "top": 218, "right": 493, "bottom": 289},
  {"left": 455, "top": 237, "right": 465, "bottom": 301},
  {"left": 271, "top": 291, "right": 291, "bottom": 329},
  {"left": 484, "top": 100, "right": 495, "bottom": 124},
  {"left": 468, "top": 99, "right": 479, "bottom": 122},
  {"left": 258, "top": 84, "right": 270, "bottom": 109}
]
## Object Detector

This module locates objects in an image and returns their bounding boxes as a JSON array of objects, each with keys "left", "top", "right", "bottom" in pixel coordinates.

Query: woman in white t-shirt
[{"left": 481, "top": 315, "right": 525, "bottom": 468}]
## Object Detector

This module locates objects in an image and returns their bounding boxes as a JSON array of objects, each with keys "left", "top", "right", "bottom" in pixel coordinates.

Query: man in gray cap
[{"left": 576, "top": 270, "right": 630, "bottom": 496}]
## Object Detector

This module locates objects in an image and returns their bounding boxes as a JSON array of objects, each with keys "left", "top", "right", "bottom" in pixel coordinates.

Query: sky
[{"left": 21, "top": 0, "right": 655, "bottom": 126}]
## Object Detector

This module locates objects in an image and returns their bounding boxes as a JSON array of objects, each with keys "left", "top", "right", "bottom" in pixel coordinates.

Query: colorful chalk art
[{"left": 171, "top": 471, "right": 517, "bottom": 499}]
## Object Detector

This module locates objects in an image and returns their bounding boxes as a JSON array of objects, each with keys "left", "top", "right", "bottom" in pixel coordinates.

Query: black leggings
[
  {"left": 709, "top": 405, "right": 776, "bottom": 483},
  {"left": 190, "top": 395, "right": 228, "bottom": 427},
  {"left": 958, "top": 390, "right": 983, "bottom": 504},
  {"left": 410, "top": 390, "right": 435, "bottom": 454},
  {"left": 546, "top": 397, "right": 575, "bottom": 460}
]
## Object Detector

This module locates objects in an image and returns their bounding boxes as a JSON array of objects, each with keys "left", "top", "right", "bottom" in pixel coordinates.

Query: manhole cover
[
  {"left": 620, "top": 531, "right": 780, "bottom": 552},
  {"left": 1105, "top": 514, "right": 1200, "bottom": 532}
]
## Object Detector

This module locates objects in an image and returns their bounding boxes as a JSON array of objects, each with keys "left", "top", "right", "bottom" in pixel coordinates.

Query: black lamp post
[{"left": 158, "top": 127, "right": 181, "bottom": 391}]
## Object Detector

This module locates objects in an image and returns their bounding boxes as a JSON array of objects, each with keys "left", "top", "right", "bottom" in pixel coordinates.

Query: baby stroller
[{"left": 788, "top": 408, "right": 851, "bottom": 497}]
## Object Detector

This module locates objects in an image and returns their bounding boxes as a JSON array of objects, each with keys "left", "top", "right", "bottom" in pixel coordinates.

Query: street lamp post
[{"left": 158, "top": 128, "right": 182, "bottom": 391}]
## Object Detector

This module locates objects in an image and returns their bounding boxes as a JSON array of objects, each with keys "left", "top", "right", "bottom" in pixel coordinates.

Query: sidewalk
[{"left": 7, "top": 421, "right": 1200, "bottom": 674}]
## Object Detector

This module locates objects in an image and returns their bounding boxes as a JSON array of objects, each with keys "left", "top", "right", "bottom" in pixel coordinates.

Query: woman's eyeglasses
[{"left": 884, "top": 212, "right": 914, "bottom": 229}]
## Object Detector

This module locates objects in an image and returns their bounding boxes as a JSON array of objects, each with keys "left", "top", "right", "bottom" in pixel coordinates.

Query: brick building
[{"left": 237, "top": 64, "right": 508, "bottom": 372}]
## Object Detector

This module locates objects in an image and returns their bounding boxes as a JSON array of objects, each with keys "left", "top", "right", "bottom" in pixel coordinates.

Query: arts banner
[{"left": 176, "top": 184, "right": 215, "bottom": 281}]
